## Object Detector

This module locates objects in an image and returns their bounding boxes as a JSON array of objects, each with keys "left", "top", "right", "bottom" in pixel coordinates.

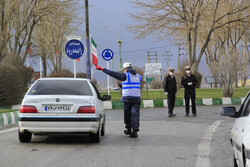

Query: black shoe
[
  {"left": 129, "top": 131, "right": 138, "bottom": 138},
  {"left": 193, "top": 113, "right": 197, "bottom": 116},
  {"left": 168, "top": 114, "right": 176, "bottom": 117},
  {"left": 124, "top": 129, "right": 132, "bottom": 135},
  {"left": 185, "top": 113, "right": 189, "bottom": 116}
]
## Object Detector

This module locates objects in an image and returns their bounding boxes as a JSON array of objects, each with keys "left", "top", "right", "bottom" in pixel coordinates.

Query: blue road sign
[
  {"left": 102, "top": 49, "right": 113, "bottom": 61},
  {"left": 64, "top": 39, "right": 84, "bottom": 60}
]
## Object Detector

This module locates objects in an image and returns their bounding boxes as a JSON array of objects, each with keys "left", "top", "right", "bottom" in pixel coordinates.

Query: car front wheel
[{"left": 18, "top": 130, "right": 32, "bottom": 143}]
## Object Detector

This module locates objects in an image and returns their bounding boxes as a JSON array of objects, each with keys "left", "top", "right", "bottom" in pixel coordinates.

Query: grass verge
[{"left": 100, "top": 87, "right": 250, "bottom": 101}]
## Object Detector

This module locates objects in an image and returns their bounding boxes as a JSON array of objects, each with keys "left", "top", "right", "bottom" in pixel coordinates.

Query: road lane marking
[
  {"left": 0, "top": 127, "right": 17, "bottom": 134},
  {"left": 196, "top": 120, "right": 222, "bottom": 167}
]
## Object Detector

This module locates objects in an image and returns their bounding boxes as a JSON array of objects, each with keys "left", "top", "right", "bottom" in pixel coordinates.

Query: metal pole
[
  {"left": 85, "top": 0, "right": 91, "bottom": 79},
  {"left": 112, "top": 59, "right": 114, "bottom": 89},
  {"left": 178, "top": 43, "right": 180, "bottom": 71},
  {"left": 167, "top": 51, "right": 169, "bottom": 70},
  {"left": 117, "top": 39, "right": 123, "bottom": 70},
  {"left": 27, "top": 55, "right": 29, "bottom": 67},
  {"left": 74, "top": 60, "right": 76, "bottom": 78},
  {"left": 40, "top": 55, "right": 42, "bottom": 78},
  {"left": 161, "top": 75, "right": 162, "bottom": 99},
  {"left": 107, "top": 61, "right": 110, "bottom": 95},
  {"left": 146, "top": 76, "right": 148, "bottom": 100}
]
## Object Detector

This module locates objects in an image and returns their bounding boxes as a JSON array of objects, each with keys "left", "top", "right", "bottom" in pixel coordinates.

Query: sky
[{"left": 31, "top": 0, "right": 209, "bottom": 81}]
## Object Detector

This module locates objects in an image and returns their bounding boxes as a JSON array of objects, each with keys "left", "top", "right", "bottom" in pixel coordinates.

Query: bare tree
[
  {"left": 0, "top": 0, "right": 78, "bottom": 66},
  {"left": 128, "top": 0, "right": 250, "bottom": 74},
  {"left": 32, "top": 3, "right": 79, "bottom": 77},
  {"left": 219, "top": 47, "right": 244, "bottom": 97},
  {"left": 204, "top": 2, "right": 250, "bottom": 89}
]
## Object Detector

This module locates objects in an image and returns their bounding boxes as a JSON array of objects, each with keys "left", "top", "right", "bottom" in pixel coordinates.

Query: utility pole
[
  {"left": 163, "top": 51, "right": 173, "bottom": 70},
  {"left": 166, "top": 51, "right": 170, "bottom": 70},
  {"left": 117, "top": 39, "right": 123, "bottom": 70},
  {"left": 177, "top": 43, "right": 187, "bottom": 71},
  {"left": 85, "top": 0, "right": 91, "bottom": 79},
  {"left": 178, "top": 43, "right": 180, "bottom": 71},
  {"left": 147, "top": 51, "right": 158, "bottom": 63}
]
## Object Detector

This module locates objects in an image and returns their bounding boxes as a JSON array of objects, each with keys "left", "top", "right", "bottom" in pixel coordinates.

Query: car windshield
[{"left": 28, "top": 80, "right": 93, "bottom": 96}]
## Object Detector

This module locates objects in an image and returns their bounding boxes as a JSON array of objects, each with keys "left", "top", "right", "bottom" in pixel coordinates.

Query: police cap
[
  {"left": 184, "top": 65, "right": 191, "bottom": 70},
  {"left": 168, "top": 67, "right": 175, "bottom": 72}
]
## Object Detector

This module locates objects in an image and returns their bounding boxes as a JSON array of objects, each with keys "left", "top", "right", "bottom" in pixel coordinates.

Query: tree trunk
[
  {"left": 187, "top": 28, "right": 192, "bottom": 66},
  {"left": 42, "top": 55, "right": 47, "bottom": 77}
]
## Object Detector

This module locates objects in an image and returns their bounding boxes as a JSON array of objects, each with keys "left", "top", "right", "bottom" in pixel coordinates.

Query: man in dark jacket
[
  {"left": 163, "top": 67, "right": 177, "bottom": 117},
  {"left": 181, "top": 66, "right": 197, "bottom": 116},
  {"left": 96, "top": 62, "right": 141, "bottom": 138}
]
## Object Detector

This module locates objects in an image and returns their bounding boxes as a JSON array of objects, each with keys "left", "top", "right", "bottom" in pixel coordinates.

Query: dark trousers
[
  {"left": 167, "top": 91, "right": 176, "bottom": 114},
  {"left": 184, "top": 88, "right": 197, "bottom": 114},
  {"left": 123, "top": 102, "right": 140, "bottom": 131}
]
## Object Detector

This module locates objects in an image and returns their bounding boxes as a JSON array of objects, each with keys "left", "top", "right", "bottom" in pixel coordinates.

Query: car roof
[{"left": 37, "top": 78, "right": 91, "bottom": 81}]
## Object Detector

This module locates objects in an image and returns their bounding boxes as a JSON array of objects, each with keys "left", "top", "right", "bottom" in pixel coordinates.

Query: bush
[
  {"left": 48, "top": 69, "right": 73, "bottom": 77},
  {"left": 0, "top": 64, "right": 26, "bottom": 105},
  {"left": 176, "top": 60, "right": 203, "bottom": 89},
  {"left": 1, "top": 52, "right": 33, "bottom": 86},
  {"left": 151, "top": 81, "right": 162, "bottom": 89},
  {"left": 18, "top": 66, "right": 33, "bottom": 85}
]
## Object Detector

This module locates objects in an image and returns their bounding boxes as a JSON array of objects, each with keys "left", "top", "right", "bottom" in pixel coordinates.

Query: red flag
[{"left": 91, "top": 37, "right": 98, "bottom": 66}]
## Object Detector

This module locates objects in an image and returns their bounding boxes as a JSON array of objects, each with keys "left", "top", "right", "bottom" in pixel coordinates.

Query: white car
[
  {"left": 18, "top": 78, "right": 111, "bottom": 143},
  {"left": 221, "top": 91, "right": 250, "bottom": 167}
]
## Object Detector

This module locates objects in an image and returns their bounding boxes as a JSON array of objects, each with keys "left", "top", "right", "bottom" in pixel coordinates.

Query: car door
[
  {"left": 89, "top": 81, "right": 104, "bottom": 117},
  {"left": 232, "top": 93, "right": 250, "bottom": 165}
]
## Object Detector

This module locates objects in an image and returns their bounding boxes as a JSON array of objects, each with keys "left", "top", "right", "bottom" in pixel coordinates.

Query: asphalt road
[{"left": 0, "top": 105, "right": 239, "bottom": 167}]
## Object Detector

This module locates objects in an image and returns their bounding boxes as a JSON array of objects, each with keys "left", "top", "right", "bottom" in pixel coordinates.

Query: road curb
[
  {"left": 103, "top": 97, "right": 244, "bottom": 109},
  {"left": 0, "top": 97, "right": 244, "bottom": 127},
  {"left": 0, "top": 111, "right": 19, "bottom": 128}
]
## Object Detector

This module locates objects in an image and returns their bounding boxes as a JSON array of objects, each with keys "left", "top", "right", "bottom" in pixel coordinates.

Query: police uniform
[
  {"left": 122, "top": 72, "right": 141, "bottom": 134},
  {"left": 96, "top": 62, "right": 141, "bottom": 138},
  {"left": 181, "top": 71, "right": 197, "bottom": 116},
  {"left": 163, "top": 74, "right": 177, "bottom": 116}
]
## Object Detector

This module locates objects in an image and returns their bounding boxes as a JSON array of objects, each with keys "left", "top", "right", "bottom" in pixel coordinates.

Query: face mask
[
  {"left": 186, "top": 70, "right": 191, "bottom": 74},
  {"left": 169, "top": 72, "right": 173, "bottom": 76}
]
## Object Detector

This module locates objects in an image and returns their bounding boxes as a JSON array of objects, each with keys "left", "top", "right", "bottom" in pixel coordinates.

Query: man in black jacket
[
  {"left": 181, "top": 66, "right": 197, "bottom": 116},
  {"left": 163, "top": 67, "right": 177, "bottom": 117}
]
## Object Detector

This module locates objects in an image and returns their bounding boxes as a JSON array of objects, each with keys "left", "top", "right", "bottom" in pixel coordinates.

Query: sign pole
[
  {"left": 27, "top": 55, "right": 29, "bottom": 67},
  {"left": 161, "top": 75, "right": 162, "bottom": 99},
  {"left": 107, "top": 61, "right": 110, "bottom": 95},
  {"left": 146, "top": 76, "right": 148, "bottom": 100},
  {"left": 102, "top": 49, "right": 114, "bottom": 94},
  {"left": 74, "top": 60, "right": 76, "bottom": 78}
]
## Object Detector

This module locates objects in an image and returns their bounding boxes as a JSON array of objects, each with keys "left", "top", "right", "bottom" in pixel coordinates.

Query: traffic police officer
[
  {"left": 96, "top": 62, "right": 141, "bottom": 138},
  {"left": 181, "top": 66, "right": 197, "bottom": 116},
  {"left": 163, "top": 67, "right": 177, "bottom": 117}
]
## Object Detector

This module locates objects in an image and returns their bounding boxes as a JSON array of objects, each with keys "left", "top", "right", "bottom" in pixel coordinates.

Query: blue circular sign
[
  {"left": 102, "top": 49, "right": 113, "bottom": 61},
  {"left": 64, "top": 39, "right": 84, "bottom": 59}
]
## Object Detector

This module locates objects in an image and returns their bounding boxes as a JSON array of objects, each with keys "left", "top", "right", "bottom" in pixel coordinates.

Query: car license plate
[{"left": 44, "top": 105, "right": 71, "bottom": 112}]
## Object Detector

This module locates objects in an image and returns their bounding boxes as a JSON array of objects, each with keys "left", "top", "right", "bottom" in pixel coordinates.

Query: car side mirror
[
  {"left": 221, "top": 106, "right": 237, "bottom": 117},
  {"left": 102, "top": 95, "right": 111, "bottom": 101}
]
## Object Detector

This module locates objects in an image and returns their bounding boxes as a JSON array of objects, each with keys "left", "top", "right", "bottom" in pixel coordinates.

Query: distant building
[{"left": 237, "top": 79, "right": 250, "bottom": 87}]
